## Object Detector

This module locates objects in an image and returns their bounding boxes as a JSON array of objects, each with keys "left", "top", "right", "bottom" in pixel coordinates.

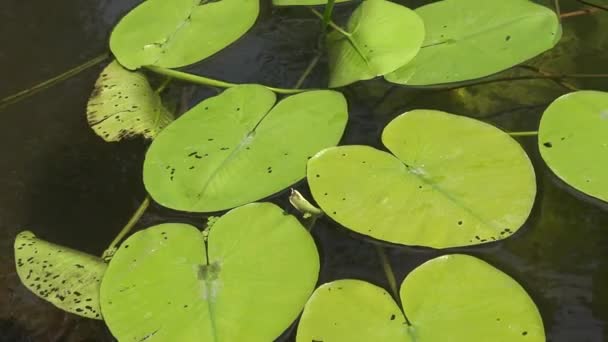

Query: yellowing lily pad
[
  {"left": 100, "top": 203, "right": 319, "bottom": 341},
  {"left": 87, "top": 61, "right": 173, "bottom": 142},
  {"left": 538, "top": 90, "right": 608, "bottom": 202},
  {"left": 327, "top": 0, "right": 424, "bottom": 87},
  {"left": 307, "top": 110, "right": 536, "bottom": 248},
  {"left": 14, "top": 231, "right": 107, "bottom": 319},
  {"left": 144, "top": 85, "right": 347, "bottom": 212},
  {"left": 110, "top": 0, "right": 259, "bottom": 69},
  {"left": 386, "top": 0, "right": 561, "bottom": 85},
  {"left": 296, "top": 254, "right": 544, "bottom": 342}
]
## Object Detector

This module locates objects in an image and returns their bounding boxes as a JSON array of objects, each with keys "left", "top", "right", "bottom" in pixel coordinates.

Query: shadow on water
[{"left": 1, "top": 0, "right": 607, "bottom": 341}]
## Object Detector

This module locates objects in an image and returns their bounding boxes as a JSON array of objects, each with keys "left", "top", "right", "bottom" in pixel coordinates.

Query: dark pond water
[{"left": 1, "top": 0, "right": 607, "bottom": 341}]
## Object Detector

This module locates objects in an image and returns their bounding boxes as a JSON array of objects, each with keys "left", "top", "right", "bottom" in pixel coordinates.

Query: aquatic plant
[{"left": 5, "top": 0, "right": 608, "bottom": 340}]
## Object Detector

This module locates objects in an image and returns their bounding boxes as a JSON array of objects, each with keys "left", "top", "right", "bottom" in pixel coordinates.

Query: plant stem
[
  {"left": 310, "top": 8, "right": 351, "bottom": 37},
  {"left": 554, "top": 0, "right": 562, "bottom": 23},
  {"left": 145, "top": 66, "right": 311, "bottom": 95},
  {"left": 560, "top": 7, "right": 601, "bottom": 18},
  {"left": 508, "top": 131, "right": 539, "bottom": 137},
  {"left": 0, "top": 52, "right": 109, "bottom": 110},
  {"left": 101, "top": 196, "right": 151, "bottom": 260},
  {"left": 155, "top": 77, "right": 173, "bottom": 94},
  {"left": 376, "top": 245, "right": 412, "bottom": 326},
  {"left": 517, "top": 65, "right": 578, "bottom": 91},
  {"left": 294, "top": 53, "right": 322, "bottom": 89},
  {"left": 322, "top": 0, "right": 337, "bottom": 29},
  {"left": 310, "top": 8, "right": 370, "bottom": 67},
  {"left": 576, "top": 0, "right": 608, "bottom": 11}
]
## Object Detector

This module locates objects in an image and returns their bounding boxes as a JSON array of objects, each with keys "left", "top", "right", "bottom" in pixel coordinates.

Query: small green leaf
[
  {"left": 307, "top": 110, "right": 536, "bottom": 248},
  {"left": 327, "top": 0, "right": 424, "bottom": 87},
  {"left": 297, "top": 254, "right": 544, "bottom": 342},
  {"left": 110, "top": 0, "right": 259, "bottom": 69},
  {"left": 386, "top": 0, "right": 561, "bottom": 85},
  {"left": 100, "top": 203, "right": 320, "bottom": 341},
  {"left": 144, "top": 85, "right": 347, "bottom": 212},
  {"left": 14, "top": 231, "right": 107, "bottom": 319},
  {"left": 538, "top": 90, "right": 608, "bottom": 202},
  {"left": 87, "top": 61, "right": 173, "bottom": 142},
  {"left": 273, "top": 0, "right": 352, "bottom": 6}
]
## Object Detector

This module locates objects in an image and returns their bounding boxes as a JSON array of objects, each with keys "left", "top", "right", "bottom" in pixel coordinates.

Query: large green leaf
[
  {"left": 14, "top": 231, "right": 107, "bottom": 319},
  {"left": 327, "top": 0, "right": 424, "bottom": 87},
  {"left": 307, "top": 110, "right": 536, "bottom": 248},
  {"left": 110, "top": 0, "right": 259, "bottom": 69},
  {"left": 297, "top": 254, "right": 544, "bottom": 341},
  {"left": 144, "top": 85, "right": 347, "bottom": 212},
  {"left": 100, "top": 203, "right": 320, "bottom": 341},
  {"left": 87, "top": 61, "right": 173, "bottom": 142},
  {"left": 385, "top": 0, "right": 561, "bottom": 85},
  {"left": 538, "top": 90, "right": 608, "bottom": 202},
  {"left": 272, "top": 0, "right": 352, "bottom": 6}
]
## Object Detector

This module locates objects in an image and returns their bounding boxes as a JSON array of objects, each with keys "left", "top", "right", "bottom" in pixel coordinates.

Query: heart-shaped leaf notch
[
  {"left": 538, "top": 90, "right": 608, "bottom": 203},
  {"left": 110, "top": 0, "right": 259, "bottom": 69},
  {"left": 100, "top": 202, "right": 320, "bottom": 341},
  {"left": 386, "top": 0, "right": 561, "bottom": 86},
  {"left": 87, "top": 61, "right": 174, "bottom": 142},
  {"left": 307, "top": 110, "right": 536, "bottom": 248},
  {"left": 297, "top": 254, "right": 544, "bottom": 342},
  {"left": 14, "top": 231, "right": 107, "bottom": 319},
  {"left": 144, "top": 85, "right": 347, "bottom": 212},
  {"left": 327, "top": 0, "right": 425, "bottom": 88}
]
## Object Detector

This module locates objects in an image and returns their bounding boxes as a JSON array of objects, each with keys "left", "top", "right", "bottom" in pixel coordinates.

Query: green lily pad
[
  {"left": 327, "top": 0, "right": 424, "bottom": 88},
  {"left": 385, "top": 0, "right": 561, "bottom": 85},
  {"left": 272, "top": 0, "right": 352, "bottom": 6},
  {"left": 307, "top": 110, "right": 536, "bottom": 248},
  {"left": 297, "top": 254, "right": 544, "bottom": 342},
  {"left": 538, "top": 90, "right": 608, "bottom": 202},
  {"left": 110, "top": 0, "right": 259, "bottom": 69},
  {"left": 14, "top": 231, "right": 107, "bottom": 319},
  {"left": 87, "top": 61, "right": 174, "bottom": 142},
  {"left": 100, "top": 202, "right": 319, "bottom": 341},
  {"left": 144, "top": 85, "right": 347, "bottom": 212}
]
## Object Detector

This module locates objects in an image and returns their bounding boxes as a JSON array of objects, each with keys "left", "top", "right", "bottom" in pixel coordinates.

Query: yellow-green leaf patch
[
  {"left": 144, "top": 85, "right": 348, "bottom": 212},
  {"left": 327, "top": 0, "right": 424, "bottom": 87},
  {"left": 386, "top": 0, "right": 561, "bottom": 85},
  {"left": 100, "top": 203, "right": 320, "bottom": 341},
  {"left": 87, "top": 61, "right": 173, "bottom": 142},
  {"left": 297, "top": 254, "right": 544, "bottom": 342},
  {"left": 538, "top": 90, "right": 608, "bottom": 202},
  {"left": 307, "top": 110, "right": 536, "bottom": 248},
  {"left": 110, "top": 0, "right": 259, "bottom": 69},
  {"left": 14, "top": 231, "right": 107, "bottom": 319}
]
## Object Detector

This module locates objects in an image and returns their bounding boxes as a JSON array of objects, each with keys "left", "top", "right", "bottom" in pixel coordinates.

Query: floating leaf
[
  {"left": 327, "top": 0, "right": 424, "bottom": 87},
  {"left": 144, "top": 85, "right": 347, "bottom": 212},
  {"left": 538, "top": 90, "right": 608, "bottom": 202},
  {"left": 297, "top": 254, "right": 544, "bottom": 342},
  {"left": 273, "top": 0, "right": 352, "bottom": 6},
  {"left": 386, "top": 0, "right": 561, "bottom": 85},
  {"left": 87, "top": 61, "right": 173, "bottom": 142},
  {"left": 14, "top": 231, "right": 107, "bottom": 319},
  {"left": 307, "top": 110, "right": 536, "bottom": 248},
  {"left": 110, "top": 0, "right": 259, "bottom": 69},
  {"left": 100, "top": 202, "right": 319, "bottom": 341}
]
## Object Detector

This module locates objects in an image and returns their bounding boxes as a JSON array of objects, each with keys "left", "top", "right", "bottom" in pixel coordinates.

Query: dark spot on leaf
[
  {"left": 522, "top": 331, "right": 528, "bottom": 336},
  {"left": 543, "top": 142, "right": 553, "bottom": 148},
  {"left": 390, "top": 314, "right": 396, "bottom": 320},
  {"left": 505, "top": 35, "right": 511, "bottom": 41}
]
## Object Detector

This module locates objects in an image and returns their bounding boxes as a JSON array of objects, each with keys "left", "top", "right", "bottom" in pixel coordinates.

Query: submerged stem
[
  {"left": 508, "top": 131, "right": 539, "bottom": 137},
  {"left": 145, "top": 66, "right": 311, "bottom": 95},
  {"left": 0, "top": 52, "right": 109, "bottom": 111},
  {"left": 376, "top": 245, "right": 412, "bottom": 326},
  {"left": 155, "top": 77, "right": 173, "bottom": 94},
  {"left": 554, "top": 0, "right": 562, "bottom": 23},
  {"left": 294, "top": 53, "right": 322, "bottom": 89},
  {"left": 101, "top": 196, "right": 151, "bottom": 261},
  {"left": 576, "top": 0, "right": 608, "bottom": 11},
  {"left": 560, "top": 7, "right": 601, "bottom": 18}
]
